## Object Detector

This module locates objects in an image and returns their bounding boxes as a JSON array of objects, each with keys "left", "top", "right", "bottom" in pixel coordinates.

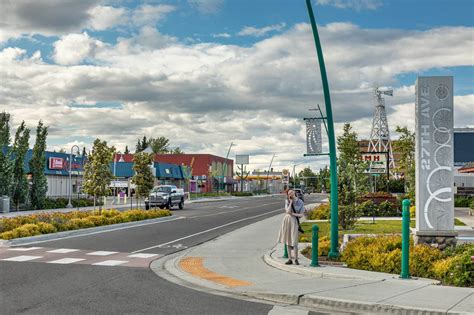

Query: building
[
  {"left": 235, "top": 169, "right": 285, "bottom": 194},
  {"left": 154, "top": 154, "right": 234, "bottom": 193},
  {"left": 454, "top": 128, "right": 474, "bottom": 194}
]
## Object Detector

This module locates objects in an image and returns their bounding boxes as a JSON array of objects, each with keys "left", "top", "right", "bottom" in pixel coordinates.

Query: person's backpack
[{"left": 291, "top": 202, "right": 304, "bottom": 233}]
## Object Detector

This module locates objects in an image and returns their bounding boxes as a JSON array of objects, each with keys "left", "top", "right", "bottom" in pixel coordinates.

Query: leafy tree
[
  {"left": 29, "top": 121, "right": 48, "bottom": 209},
  {"left": 11, "top": 122, "right": 30, "bottom": 209},
  {"left": 82, "top": 147, "right": 87, "bottom": 157},
  {"left": 58, "top": 148, "right": 66, "bottom": 153},
  {"left": 124, "top": 145, "right": 130, "bottom": 154},
  {"left": 131, "top": 152, "right": 155, "bottom": 202},
  {"left": 318, "top": 166, "right": 330, "bottom": 192},
  {"left": 149, "top": 136, "right": 170, "bottom": 154},
  {"left": 171, "top": 147, "right": 183, "bottom": 154},
  {"left": 0, "top": 112, "right": 13, "bottom": 197},
  {"left": 135, "top": 136, "right": 149, "bottom": 153},
  {"left": 83, "top": 139, "right": 115, "bottom": 210},
  {"left": 393, "top": 126, "right": 415, "bottom": 200},
  {"left": 337, "top": 123, "right": 368, "bottom": 229},
  {"left": 298, "top": 167, "right": 317, "bottom": 189}
]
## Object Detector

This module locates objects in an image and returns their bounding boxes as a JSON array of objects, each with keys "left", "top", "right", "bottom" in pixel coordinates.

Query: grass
[
  {"left": 301, "top": 218, "right": 468, "bottom": 240},
  {"left": 454, "top": 218, "right": 467, "bottom": 226}
]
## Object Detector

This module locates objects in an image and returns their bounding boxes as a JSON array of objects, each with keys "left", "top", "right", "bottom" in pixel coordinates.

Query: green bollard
[
  {"left": 400, "top": 199, "right": 411, "bottom": 279},
  {"left": 283, "top": 244, "right": 288, "bottom": 259},
  {"left": 310, "top": 225, "right": 319, "bottom": 267}
]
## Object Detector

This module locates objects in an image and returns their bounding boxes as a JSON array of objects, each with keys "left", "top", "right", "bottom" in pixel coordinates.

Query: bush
[
  {"left": 378, "top": 200, "right": 400, "bottom": 217},
  {"left": 410, "top": 205, "right": 416, "bottom": 218},
  {"left": 299, "top": 236, "right": 335, "bottom": 257},
  {"left": 356, "top": 200, "right": 376, "bottom": 217},
  {"left": 454, "top": 195, "right": 472, "bottom": 207},
  {"left": 410, "top": 244, "right": 443, "bottom": 278},
  {"left": 232, "top": 192, "right": 253, "bottom": 197},
  {"left": 339, "top": 205, "right": 360, "bottom": 230},
  {"left": 307, "top": 204, "right": 330, "bottom": 220}
]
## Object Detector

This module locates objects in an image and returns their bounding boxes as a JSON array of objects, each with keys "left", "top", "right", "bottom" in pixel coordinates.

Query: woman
[{"left": 277, "top": 189, "right": 305, "bottom": 265}]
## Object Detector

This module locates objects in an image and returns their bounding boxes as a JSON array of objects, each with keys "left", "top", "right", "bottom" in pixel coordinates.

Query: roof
[{"left": 459, "top": 162, "right": 474, "bottom": 173}]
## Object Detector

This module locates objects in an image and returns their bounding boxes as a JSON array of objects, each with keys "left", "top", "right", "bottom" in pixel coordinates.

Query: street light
[
  {"left": 266, "top": 154, "right": 276, "bottom": 193},
  {"left": 292, "top": 161, "right": 306, "bottom": 188},
  {"left": 221, "top": 142, "right": 236, "bottom": 194},
  {"left": 67, "top": 145, "right": 81, "bottom": 208}
]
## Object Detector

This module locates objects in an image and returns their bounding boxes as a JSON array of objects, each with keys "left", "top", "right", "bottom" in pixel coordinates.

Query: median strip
[{"left": 179, "top": 257, "right": 253, "bottom": 288}]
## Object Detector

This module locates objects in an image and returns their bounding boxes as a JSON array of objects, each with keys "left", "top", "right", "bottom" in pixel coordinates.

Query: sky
[{"left": 0, "top": 0, "right": 473, "bottom": 173}]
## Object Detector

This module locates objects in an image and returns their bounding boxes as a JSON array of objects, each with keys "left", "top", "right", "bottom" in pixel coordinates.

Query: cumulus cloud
[
  {"left": 131, "top": 4, "right": 175, "bottom": 27},
  {"left": 88, "top": 5, "right": 126, "bottom": 30},
  {"left": 188, "top": 0, "right": 224, "bottom": 14},
  {"left": 1, "top": 22, "right": 473, "bottom": 170},
  {"left": 317, "top": 0, "right": 383, "bottom": 10},
  {"left": 238, "top": 23, "right": 287, "bottom": 37},
  {"left": 212, "top": 33, "right": 231, "bottom": 38},
  {"left": 0, "top": 0, "right": 99, "bottom": 39},
  {"left": 53, "top": 32, "right": 105, "bottom": 65}
]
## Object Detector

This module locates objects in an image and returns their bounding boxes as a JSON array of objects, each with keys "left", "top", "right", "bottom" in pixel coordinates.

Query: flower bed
[{"left": 0, "top": 209, "right": 172, "bottom": 240}]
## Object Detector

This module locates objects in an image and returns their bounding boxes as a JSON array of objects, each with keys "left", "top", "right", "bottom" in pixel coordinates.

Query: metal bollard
[
  {"left": 283, "top": 244, "right": 288, "bottom": 259},
  {"left": 400, "top": 199, "right": 411, "bottom": 279},
  {"left": 310, "top": 224, "right": 319, "bottom": 267}
]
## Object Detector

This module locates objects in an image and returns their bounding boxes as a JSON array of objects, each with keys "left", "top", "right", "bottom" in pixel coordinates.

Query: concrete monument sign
[{"left": 415, "top": 76, "right": 456, "bottom": 248}]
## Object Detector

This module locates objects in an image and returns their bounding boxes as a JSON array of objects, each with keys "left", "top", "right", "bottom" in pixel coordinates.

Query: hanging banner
[{"left": 306, "top": 118, "right": 322, "bottom": 154}]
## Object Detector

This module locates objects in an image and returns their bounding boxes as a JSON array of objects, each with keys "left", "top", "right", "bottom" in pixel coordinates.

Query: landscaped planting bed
[{"left": 0, "top": 209, "right": 171, "bottom": 240}]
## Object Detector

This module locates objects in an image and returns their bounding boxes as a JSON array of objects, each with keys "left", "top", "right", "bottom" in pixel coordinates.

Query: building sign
[
  {"left": 361, "top": 153, "right": 387, "bottom": 174},
  {"left": 282, "top": 169, "right": 290, "bottom": 184},
  {"left": 415, "top": 76, "right": 454, "bottom": 231},
  {"left": 306, "top": 118, "right": 322, "bottom": 154},
  {"left": 235, "top": 155, "right": 249, "bottom": 165},
  {"left": 49, "top": 157, "right": 64, "bottom": 170}
]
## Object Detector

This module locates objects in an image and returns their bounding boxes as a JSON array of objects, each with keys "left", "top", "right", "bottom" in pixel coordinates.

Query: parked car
[{"left": 145, "top": 185, "right": 185, "bottom": 210}]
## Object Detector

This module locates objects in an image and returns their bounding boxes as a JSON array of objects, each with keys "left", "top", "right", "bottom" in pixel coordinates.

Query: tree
[
  {"left": 0, "top": 112, "right": 13, "bottom": 197},
  {"left": 83, "top": 139, "right": 115, "bottom": 210},
  {"left": 29, "top": 121, "right": 48, "bottom": 209},
  {"left": 337, "top": 123, "right": 369, "bottom": 229},
  {"left": 131, "top": 152, "right": 155, "bottom": 203},
  {"left": 135, "top": 136, "right": 148, "bottom": 153},
  {"left": 148, "top": 137, "right": 170, "bottom": 154},
  {"left": 124, "top": 145, "right": 130, "bottom": 154},
  {"left": 235, "top": 165, "right": 250, "bottom": 192},
  {"left": 82, "top": 146, "right": 87, "bottom": 157},
  {"left": 58, "top": 148, "right": 66, "bottom": 153},
  {"left": 298, "top": 167, "right": 317, "bottom": 190},
  {"left": 171, "top": 147, "right": 183, "bottom": 154},
  {"left": 393, "top": 126, "right": 415, "bottom": 200},
  {"left": 11, "top": 121, "right": 30, "bottom": 209},
  {"left": 318, "top": 166, "right": 330, "bottom": 192}
]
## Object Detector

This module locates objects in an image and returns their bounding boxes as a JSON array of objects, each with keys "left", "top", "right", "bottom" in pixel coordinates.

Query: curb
[{"left": 3, "top": 215, "right": 183, "bottom": 246}]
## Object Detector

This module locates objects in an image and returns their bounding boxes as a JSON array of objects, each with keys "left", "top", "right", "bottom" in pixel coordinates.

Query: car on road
[{"left": 145, "top": 185, "right": 185, "bottom": 210}]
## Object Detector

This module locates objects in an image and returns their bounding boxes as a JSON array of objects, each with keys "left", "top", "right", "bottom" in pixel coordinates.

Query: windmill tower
[{"left": 367, "top": 87, "right": 396, "bottom": 171}]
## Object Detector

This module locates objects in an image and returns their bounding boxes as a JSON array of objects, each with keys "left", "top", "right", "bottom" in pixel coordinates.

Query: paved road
[{"left": 1, "top": 194, "right": 329, "bottom": 314}]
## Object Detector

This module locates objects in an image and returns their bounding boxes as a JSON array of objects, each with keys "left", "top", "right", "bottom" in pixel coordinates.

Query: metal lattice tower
[{"left": 367, "top": 88, "right": 396, "bottom": 170}]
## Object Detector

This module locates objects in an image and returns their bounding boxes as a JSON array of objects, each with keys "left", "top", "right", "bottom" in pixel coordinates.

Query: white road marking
[
  {"left": 268, "top": 305, "right": 308, "bottom": 315},
  {"left": 127, "top": 253, "right": 158, "bottom": 259},
  {"left": 8, "top": 247, "right": 43, "bottom": 251},
  {"left": 131, "top": 208, "right": 283, "bottom": 253},
  {"left": 15, "top": 216, "right": 185, "bottom": 246},
  {"left": 93, "top": 260, "right": 128, "bottom": 266},
  {"left": 47, "top": 258, "right": 85, "bottom": 264},
  {"left": 2, "top": 255, "right": 43, "bottom": 262},
  {"left": 47, "top": 248, "right": 79, "bottom": 254},
  {"left": 86, "top": 251, "right": 118, "bottom": 256}
]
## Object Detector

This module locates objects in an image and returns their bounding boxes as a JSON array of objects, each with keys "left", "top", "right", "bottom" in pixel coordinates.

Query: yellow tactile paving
[{"left": 179, "top": 257, "right": 253, "bottom": 288}]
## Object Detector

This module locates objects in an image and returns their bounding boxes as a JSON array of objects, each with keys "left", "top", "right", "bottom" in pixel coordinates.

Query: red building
[{"left": 154, "top": 154, "right": 234, "bottom": 193}]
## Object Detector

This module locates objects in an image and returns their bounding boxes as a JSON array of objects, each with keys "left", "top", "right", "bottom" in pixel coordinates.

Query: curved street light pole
[
  {"left": 266, "top": 154, "right": 276, "bottom": 193},
  {"left": 67, "top": 145, "right": 81, "bottom": 208},
  {"left": 221, "top": 142, "right": 236, "bottom": 194},
  {"left": 306, "top": 0, "right": 339, "bottom": 258}
]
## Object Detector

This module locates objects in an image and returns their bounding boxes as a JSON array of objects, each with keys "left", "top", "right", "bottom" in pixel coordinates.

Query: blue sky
[{"left": 0, "top": 0, "right": 473, "bottom": 170}]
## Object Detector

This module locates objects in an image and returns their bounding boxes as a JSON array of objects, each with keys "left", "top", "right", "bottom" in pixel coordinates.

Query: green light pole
[{"left": 305, "top": 0, "right": 339, "bottom": 258}]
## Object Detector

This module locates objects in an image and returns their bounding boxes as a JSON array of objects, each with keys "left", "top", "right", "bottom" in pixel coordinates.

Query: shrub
[
  {"left": 378, "top": 200, "right": 400, "bottom": 217},
  {"left": 36, "top": 222, "right": 57, "bottom": 234},
  {"left": 410, "top": 205, "right": 416, "bottom": 218},
  {"left": 307, "top": 204, "right": 330, "bottom": 220},
  {"left": 232, "top": 192, "right": 253, "bottom": 197},
  {"left": 454, "top": 195, "right": 472, "bottom": 207},
  {"left": 356, "top": 200, "right": 376, "bottom": 217},
  {"left": 409, "top": 244, "right": 443, "bottom": 278},
  {"left": 299, "top": 236, "right": 336, "bottom": 257},
  {"left": 339, "top": 205, "right": 360, "bottom": 230}
]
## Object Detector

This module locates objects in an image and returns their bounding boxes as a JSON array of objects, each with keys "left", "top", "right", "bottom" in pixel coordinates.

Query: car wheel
[
  {"left": 159, "top": 205, "right": 165, "bottom": 209},
  {"left": 167, "top": 199, "right": 172, "bottom": 209},
  {"left": 179, "top": 199, "right": 184, "bottom": 210},
  {"left": 145, "top": 204, "right": 150, "bottom": 210}
]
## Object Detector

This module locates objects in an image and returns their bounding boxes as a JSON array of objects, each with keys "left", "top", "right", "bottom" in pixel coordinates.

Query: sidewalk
[
  {"left": 155, "top": 214, "right": 474, "bottom": 315},
  {"left": 0, "top": 194, "right": 280, "bottom": 218}
]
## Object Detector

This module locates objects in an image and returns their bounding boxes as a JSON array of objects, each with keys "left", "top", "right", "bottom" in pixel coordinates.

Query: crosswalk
[{"left": 0, "top": 246, "right": 161, "bottom": 268}]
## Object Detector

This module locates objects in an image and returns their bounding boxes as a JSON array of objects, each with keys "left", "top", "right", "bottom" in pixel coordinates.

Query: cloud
[
  {"left": 317, "top": 0, "right": 383, "bottom": 10},
  {"left": 212, "top": 33, "right": 231, "bottom": 38},
  {"left": 1, "top": 23, "right": 473, "bottom": 170},
  {"left": 188, "top": 0, "right": 224, "bottom": 14},
  {"left": 238, "top": 23, "right": 286, "bottom": 37},
  {"left": 53, "top": 32, "right": 105, "bottom": 65},
  {"left": 0, "top": 0, "right": 99, "bottom": 39},
  {"left": 88, "top": 5, "right": 126, "bottom": 30},
  {"left": 131, "top": 4, "right": 175, "bottom": 27}
]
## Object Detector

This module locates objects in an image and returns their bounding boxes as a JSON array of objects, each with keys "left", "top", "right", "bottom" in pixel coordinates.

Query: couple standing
[{"left": 277, "top": 189, "right": 306, "bottom": 265}]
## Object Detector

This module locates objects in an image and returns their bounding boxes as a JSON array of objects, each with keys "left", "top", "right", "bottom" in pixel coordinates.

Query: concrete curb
[{"left": 3, "top": 215, "right": 183, "bottom": 246}]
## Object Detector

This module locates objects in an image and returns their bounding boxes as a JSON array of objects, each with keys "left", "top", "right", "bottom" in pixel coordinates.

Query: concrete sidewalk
[
  {"left": 0, "top": 194, "right": 280, "bottom": 218},
  {"left": 155, "top": 214, "right": 474, "bottom": 315}
]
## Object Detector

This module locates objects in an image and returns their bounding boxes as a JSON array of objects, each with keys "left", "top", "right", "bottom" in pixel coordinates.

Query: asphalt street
[{"left": 1, "top": 194, "right": 328, "bottom": 314}]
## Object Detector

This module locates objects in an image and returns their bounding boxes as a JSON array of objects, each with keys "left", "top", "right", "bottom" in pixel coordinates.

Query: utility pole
[
  {"left": 305, "top": 0, "right": 339, "bottom": 258},
  {"left": 67, "top": 145, "right": 80, "bottom": 208},
  {"left": 266, "top": 154, "right": 276, "bottom": 193},
  {"left": 221, "top": 142, "right": 236, "bottom": 194}
]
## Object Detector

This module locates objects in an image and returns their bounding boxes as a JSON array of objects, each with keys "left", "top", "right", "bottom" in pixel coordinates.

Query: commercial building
[{"left": 454, "top": 128, "right": 474, "bottom": 194}]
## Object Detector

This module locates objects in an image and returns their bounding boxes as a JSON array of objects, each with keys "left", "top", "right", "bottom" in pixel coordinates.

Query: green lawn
[{"left": 301, "top": 218, "right": 467, "bottom": 240}]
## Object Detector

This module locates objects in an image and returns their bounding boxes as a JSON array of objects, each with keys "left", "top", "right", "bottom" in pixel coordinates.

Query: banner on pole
[{"left": 306, "top": 118, "right": 322, "bottom": 154}]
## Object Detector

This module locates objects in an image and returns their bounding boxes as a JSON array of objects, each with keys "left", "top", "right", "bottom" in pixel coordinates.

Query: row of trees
[
  {"left": 135, "top": 136, "right": 183, "bottom": 154},
  {"left": 0, "top": 112, "right": 49, "bottom": 210}
]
